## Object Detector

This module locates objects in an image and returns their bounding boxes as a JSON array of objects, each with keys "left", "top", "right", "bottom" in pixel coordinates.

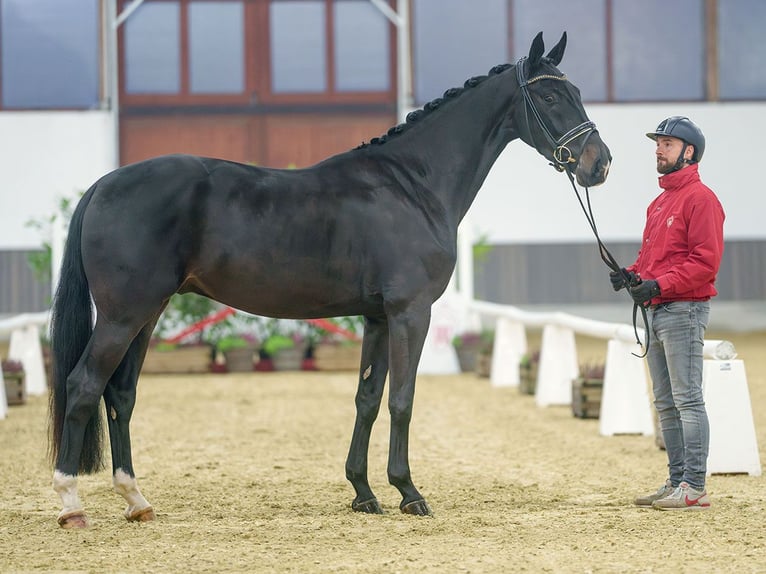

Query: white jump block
[
  {"left": 599, "top": 339, "right": 654, "bottom": 436},
  {"left": 490, "top": 317, "right": 527, "bottom": 387},
  {"left": 418, "top": 295, "right": 460, "bottom": 375},
  {"left": 9, "top": 324, "right": 47, "bottom": 396},
  {"left": 535, "top": 324, "right": 578, "bottom": 407},
  {"left": 704, "top": 360, "right": 761, "bottom": 476},
  {"left": 0, "top": 361, "right": 7, "bottom": 420}
]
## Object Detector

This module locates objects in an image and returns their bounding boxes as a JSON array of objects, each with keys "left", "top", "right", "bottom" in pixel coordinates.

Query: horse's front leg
[
  {"left": 346, "top": 316, "right": 389, "bottom": 514},
  {"left": 386, "top": 304, "right": 432, "bottom": 516}
]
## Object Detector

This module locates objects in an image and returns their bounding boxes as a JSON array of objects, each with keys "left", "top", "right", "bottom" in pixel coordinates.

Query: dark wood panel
[
  {"left": 261, "top": 114, "right": 394, "bottom": 168},
  {"left": 120, "top": 116, "right": 262, "bottom": 166},
  {"left": 120, "top": 113, "right": 394, "bottom": 169}
]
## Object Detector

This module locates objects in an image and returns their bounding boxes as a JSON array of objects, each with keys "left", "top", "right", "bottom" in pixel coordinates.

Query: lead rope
[{"left": 563, "top": 169, "right": 650, "bottom": 358}]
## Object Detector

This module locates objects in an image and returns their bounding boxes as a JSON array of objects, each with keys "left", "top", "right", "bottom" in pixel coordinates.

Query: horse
[{"left": 48, "top": 31, "right": 611, "bottom": 528}]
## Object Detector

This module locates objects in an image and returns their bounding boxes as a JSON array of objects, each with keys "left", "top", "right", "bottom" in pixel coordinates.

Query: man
[{"left": 610, "top": 116, "right": 725, "bottom": 510}]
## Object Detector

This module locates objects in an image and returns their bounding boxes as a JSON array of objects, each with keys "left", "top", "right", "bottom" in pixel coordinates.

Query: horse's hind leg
[
  {"left": 346, "top": 316, "right": 389, "bottom": 514},
  {"left": 53, "top": 319, "right": 142, "bottom": 528},
  {"left": 103, "top": 321, "right": 158, "bottom": 523}
]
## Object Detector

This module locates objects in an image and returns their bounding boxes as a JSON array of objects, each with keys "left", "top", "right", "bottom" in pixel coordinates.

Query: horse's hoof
[
  {"left": 352, "top": 497, "right": 385, "bottom": 514},
  {"left": 401, "top": 499, "right": 433, "bottom": 516},
  {"left": 58, "top": 511, "right": 89, "bottom": 529},
  {"left": 126, "top": 506, "right": 155, "bottom": 523}
]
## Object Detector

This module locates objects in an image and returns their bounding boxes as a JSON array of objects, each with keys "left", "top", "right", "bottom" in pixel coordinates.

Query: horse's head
[{"left": 513, "top": 32, "right": 611, "bottom": 187}]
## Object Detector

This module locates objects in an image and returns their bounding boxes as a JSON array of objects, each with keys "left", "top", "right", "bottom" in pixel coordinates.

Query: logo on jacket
[{"left": 667, "top": 216, "right": 674, "bottom": 227}]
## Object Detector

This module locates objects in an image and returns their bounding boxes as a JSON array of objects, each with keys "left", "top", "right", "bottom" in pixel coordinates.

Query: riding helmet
[{"left": 646, "top": 116, "right": 705, "bottom": 162}]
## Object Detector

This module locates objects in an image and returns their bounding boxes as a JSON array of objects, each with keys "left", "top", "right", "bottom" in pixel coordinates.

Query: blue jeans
[{"left": 646, "top": 301, "right": 710, "bottom": 490}]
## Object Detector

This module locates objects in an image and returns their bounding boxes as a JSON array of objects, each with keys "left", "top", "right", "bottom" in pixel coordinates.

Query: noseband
[{"left": 516, "top": 56, "right": 596, "bottom": 172}]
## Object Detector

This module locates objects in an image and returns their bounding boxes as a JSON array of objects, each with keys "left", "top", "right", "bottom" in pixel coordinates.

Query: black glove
[
  {"left": 609, "top": 268, "right": 637, "bottom": 291},
  {"left": 629, "top": 279, "right": 660, "bottom": 304}
]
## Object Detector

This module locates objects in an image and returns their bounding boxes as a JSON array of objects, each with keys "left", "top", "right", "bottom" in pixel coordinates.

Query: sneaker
[
  {"left": 652, "top": 481, "right": 711, "bottom": 511},
  {"left": 634, "top": 480, "right": 675, "bottom": 507}
]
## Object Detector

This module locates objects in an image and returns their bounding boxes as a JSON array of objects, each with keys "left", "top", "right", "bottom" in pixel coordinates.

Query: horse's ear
[
  {"left": 545, "top": 32, "right": 567, "bottom": 67},
  {"left": 528, "top": 32, "right": 545, "bottom": 69}
]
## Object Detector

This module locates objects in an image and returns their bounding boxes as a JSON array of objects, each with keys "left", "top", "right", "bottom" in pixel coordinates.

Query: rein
[{"left": 515, "top": 57, "right": 650, "bottom": 357}]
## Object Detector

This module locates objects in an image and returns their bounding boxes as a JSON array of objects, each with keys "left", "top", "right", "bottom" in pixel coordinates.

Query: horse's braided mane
[{"left": 355, "top": 63, "right": 514, "bottom": 150}]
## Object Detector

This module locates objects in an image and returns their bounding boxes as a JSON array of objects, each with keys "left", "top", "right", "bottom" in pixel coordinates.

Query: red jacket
[{"left": 628, "top": 163, "right": 725, "bottom": 305}]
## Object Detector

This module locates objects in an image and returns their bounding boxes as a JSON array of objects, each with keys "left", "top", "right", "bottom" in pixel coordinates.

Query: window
[
  {"left": 268, "top": 0, "right": 393, "bottom": 98},
  {"left": 0, "top": 0, "right": 100, "bottom": 109},
  {"left": 611, "top": 0, "right": 705, "bottom": 101},
  {"left": 189, "top": 2, "right": 245, "bottom": 94},
  {"left": 120, "top": 0, "right": 395, "bottom": 105},
  {"left": 718, "top": 0, "right": 766, "bottom": 99},
  {"left": 412, "top": 0, "right": 508, "bottom": 105},
  {"left": 124, "top": 2, "right": 182, "bottom": 94},
  {"left": 512, "top": 0, "right": 607, "bottom": 103},
  {"left": 334, "top": 0, "right": 389, "bottom": 91},
  {"left": 270, "top": 1, "right": 327, "bottom": 93}
]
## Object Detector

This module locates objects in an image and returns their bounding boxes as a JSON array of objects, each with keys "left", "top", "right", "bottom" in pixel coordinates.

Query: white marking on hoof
[
  {"left": 53, "top": 470, "right": 84, "bottom": 519},
  {"left": 110, "top": 406, "right": 117, "bottom": 420},
  {"left": 113, "top": 469, "right": 152, "bottom": 519},
  {"left": 363, "top": 365, "right": 372, "bottom": 379}
]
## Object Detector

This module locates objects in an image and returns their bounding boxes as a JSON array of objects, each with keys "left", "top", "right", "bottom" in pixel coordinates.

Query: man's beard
[{"left": 656, "top": 156, "right": 677, "bottom": 174}]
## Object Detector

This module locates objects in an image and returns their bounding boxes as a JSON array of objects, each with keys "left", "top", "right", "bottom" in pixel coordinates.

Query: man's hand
[
  {"left": 609, "top": 268, "right": 637, "bottom": 291},
  {"left": 629, "top": 279, "right": 660, "bottom": 304}
]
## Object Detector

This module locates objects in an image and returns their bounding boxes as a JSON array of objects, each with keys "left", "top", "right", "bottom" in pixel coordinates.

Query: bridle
[
  {"left": 516, "top": 56, "right": 650, "bottom": 357},
  {"left": 515, "top": 56, "right": 596, "bottom": 173}
]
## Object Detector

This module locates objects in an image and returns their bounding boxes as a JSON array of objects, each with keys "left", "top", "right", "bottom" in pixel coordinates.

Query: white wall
[
  {"left": 470, "top": 102, "right": 765, "bottom": 244},
  {"left": 0, "top": 111, "right": 116, "bottom": 249}
]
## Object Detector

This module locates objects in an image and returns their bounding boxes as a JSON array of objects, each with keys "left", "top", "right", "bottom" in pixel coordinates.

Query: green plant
[
  {"left": 472, "top": 232, "right": 493, "bottom": 265},
  {"left": 25, "top": 193, "right": 83, "bottom": 282},
  {"left": 452, "top": 329, "right": 492, "bottom": 350},
  {"left": 215, "top": 335, "right": 253, "bottom": 353}
]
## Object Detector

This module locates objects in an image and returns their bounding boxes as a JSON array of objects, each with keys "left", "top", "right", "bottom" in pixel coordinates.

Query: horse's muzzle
[{"left": 575, "top": 131, "right": 611, "bottom": 187}]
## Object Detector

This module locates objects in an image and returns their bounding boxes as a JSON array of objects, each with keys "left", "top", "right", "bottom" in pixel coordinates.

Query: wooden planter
[
  {"left": 518, "top": 361, "right": 538, "bottom": 395},
  {"left": 314, "top": 342, "right": 362, "bottom": 371},
  {"left": 142, "top": 345, "right": 212, "bottom": 374},
  {"left": 223, "top": 347, "right": 256, "bottom": 372},
  {"left": 476, "top": 350, "right": 492, "bottom": 378},
  {"left": 454, "top": 344, "right": 480, "bottom": 373},
  {"left": 572, "top": 377, "right": 603, "bottom": 419},
  {"left": 272, "top": 346, "right": 306, "bottom": 371},
  {"left": 3, "top": 371, "right": 26, "bottom": 405}
]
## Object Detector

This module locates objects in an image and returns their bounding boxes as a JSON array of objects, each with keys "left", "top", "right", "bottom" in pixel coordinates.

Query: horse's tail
[{"left": 48, "top": 183, "right": 105, "bottom": 474}]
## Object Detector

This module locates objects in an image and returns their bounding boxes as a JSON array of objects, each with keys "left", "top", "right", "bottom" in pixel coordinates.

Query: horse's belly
[{"left": 188, "top": 258, "right": 377, "bottom": 319}]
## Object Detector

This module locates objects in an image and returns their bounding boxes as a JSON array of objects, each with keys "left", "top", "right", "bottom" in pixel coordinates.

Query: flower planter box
[
  {"left": 314, "top": 342, "right": 362, "bottom": 371},
  {"left": 3, "top": 371, "right": 26, "bottom": 406},
  {"left": 142, "top": 345, "right": 212, "bottom": 374},
  {"left": 571, "top": 377, "right": 603, "bottom": 419},
  {"left": 476, "top": 350, "right": 492, "bottom": 378},
  {"left": 518, "top": 362, "right": 538, "bottom": 395},
  {"left": 223, "top": 347, "right": 256, "bottom": 372},
  {"left": 272, "top": 346, "right": 306, "bottom": 371}
]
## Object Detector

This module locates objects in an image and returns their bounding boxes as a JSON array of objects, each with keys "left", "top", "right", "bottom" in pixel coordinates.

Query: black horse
[{"left": 49, "top": 32, "right": 611, "bottom": 528}]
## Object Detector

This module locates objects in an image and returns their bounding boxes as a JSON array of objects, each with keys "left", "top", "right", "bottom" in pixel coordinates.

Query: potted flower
[
  {"left": 571, "top": 361, "right": 605, "bottom": 418},
  {"left": 143, "top": 293, "right": 216, "bottom": 374},
  {"left": 451, "top": 331, "right": 483, "bottom": 373},
  {"left": 216, "top": 334, "right": 258, "bottom": 373},
  {"left": 518, "top": 350, "right": 540, "bottom": 395},
  {"left": 313, "top": 316, "right": 364, "bottom": 371},
  {"left": 476, "top": 330, "right": 494, "bottom": 377},
  {"left": 256, "top": 319, "right": 311, "bottom": 371},
  {"left": 2, "top": 358, "right": 26, "bottom": 405}
]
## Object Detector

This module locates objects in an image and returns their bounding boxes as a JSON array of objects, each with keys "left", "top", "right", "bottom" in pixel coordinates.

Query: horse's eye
[{"left": 544, "top": 94, "right": 556, "bottom": 103}]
